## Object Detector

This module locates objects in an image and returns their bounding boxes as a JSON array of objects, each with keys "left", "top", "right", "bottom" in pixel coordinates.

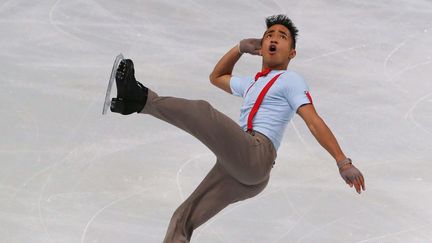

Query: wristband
[
  {"left": 237, "top": 43, "right": 243, "bottom": 55},
  {"left": 337, "top": 158, "right": 352, "bottom": 169}
]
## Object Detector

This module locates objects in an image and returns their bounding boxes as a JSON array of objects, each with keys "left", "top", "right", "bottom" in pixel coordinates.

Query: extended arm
[
  {"left": 297, "top": 104, "right": 346, "bottom": 162},
  {"left": 297, "top": 104, "right": 365, "bottom": 194}
]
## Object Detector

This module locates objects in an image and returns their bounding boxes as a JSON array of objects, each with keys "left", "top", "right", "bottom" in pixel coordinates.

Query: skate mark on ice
[
  {"left": 383, "top": 41, "right": 407, "bottom": 69},
  {"left": 176, "top": 153, "right": 212, "bottom": 200},
  {"left": 0, "top": 85, "right": 50, "bottom": 242},
  {"left": 80, "top": 189, "right": 150, "bottom": 243},
  {"left": 384, "top": 26, "right": 432, "bottom": 69},
  {"left": 87, "top": 0, "right": 148, "bottom": 41},
  {"left": 49, "top": 0, "right": 87, "bottom": 43},
  {"left": 49, "top": 0, "right": 149, "bottom": 44},
  {"left": 355, "top": 224, "right": 431, "bottom": 243},
  {"left": 195, "top": 170, "right": 338, "bottom": 241},
  {"left": 8, "top": 164, "right": 53, "bottom": 202},
  {"left": 404, "top": 91, "right": 432, "bottom": 135},
  {"left": 269, "top": 191, "right": 304, "bottom": 243},
  {"left": 290, "top": 120, "right": 320, "bottom": 160},
  {"left": 1, "top": 92, "right": 42, "bottom": 186},
  {"left": 2, "top": 92, "right": 50, "bottom": 238},
  {"left": 295, "top": 193, "right": 368, "bottom": 243},
  {"left": 387, "top": 60, "right": 432, "bottom": 83},
  {"left": 270, "top": 191, "right": 328, "bottom": 243},
  {"left": 295, "top": 217, "right": 346, "bottom": 243},
  {"left": 194, "top": 187, "right": 295, "bottom": 241},
  {"left": 385, "top": 26, "right": 432, "bottom": 82},
  {"left": 37, "top": 97, "right": 98, "bottom": 243},
  {"left": 300, "top": 44, "right": 367, "bottom": 63}
]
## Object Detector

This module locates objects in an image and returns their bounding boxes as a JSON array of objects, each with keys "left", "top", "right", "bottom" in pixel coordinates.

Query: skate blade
[{"left": 102, "top": 53, "right": 124, "bottom": 115}]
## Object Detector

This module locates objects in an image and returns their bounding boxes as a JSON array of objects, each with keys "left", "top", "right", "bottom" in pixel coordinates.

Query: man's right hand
[{"left": 238, "top": 38, "right": 262, "bottom": 56}]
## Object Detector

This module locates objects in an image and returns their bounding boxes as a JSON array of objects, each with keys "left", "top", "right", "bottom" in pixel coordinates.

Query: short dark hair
[{"left": 265, "top": 14, "right": 298, "bottom": 48}]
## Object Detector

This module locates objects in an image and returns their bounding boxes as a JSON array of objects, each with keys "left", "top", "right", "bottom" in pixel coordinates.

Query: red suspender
[
  {"left": 245, "top": 68, "right": 271, "bottom": 97},
  {"left": 246, "top": 73, "right": 283, "bottom": 132}
]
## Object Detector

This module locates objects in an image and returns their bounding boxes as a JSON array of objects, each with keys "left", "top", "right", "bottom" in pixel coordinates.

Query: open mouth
[{"left": 269, "top": 44, "right": 277, "bottom": 54}]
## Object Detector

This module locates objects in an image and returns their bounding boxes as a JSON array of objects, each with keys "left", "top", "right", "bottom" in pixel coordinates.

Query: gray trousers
[{"left": 140, "top": 90, "right": 277, "bottom": 243}]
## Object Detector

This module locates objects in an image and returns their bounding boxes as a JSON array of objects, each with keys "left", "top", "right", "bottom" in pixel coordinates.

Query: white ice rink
[{"left": 1, "top": 0, "right": 432, "bottom": 242}]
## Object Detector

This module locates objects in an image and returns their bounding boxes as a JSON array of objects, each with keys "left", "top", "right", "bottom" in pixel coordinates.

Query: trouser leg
[
  {"left": 141, "top": 90, "right": 276, "bottom": 185},
  {"left": 163, "top": 162, "right": 269, "bottom": 243}
]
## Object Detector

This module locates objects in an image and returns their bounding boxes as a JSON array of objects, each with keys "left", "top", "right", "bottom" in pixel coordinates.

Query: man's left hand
[{"left": 339, "top": 163, "right": 365, "bottom": 194}]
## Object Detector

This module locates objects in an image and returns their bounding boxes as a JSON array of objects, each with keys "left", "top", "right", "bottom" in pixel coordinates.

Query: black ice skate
[{"left": 110, "top": 59, "right": 149, "bottom": 115}]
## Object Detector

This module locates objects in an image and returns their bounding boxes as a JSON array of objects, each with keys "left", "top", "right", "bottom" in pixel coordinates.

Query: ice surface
[{"left": 1, "top": 0, "right": 432, "bottom": 242}]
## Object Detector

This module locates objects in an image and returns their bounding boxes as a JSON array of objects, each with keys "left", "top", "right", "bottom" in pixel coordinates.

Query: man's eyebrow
[
  {"left": 264, "top": 30, "right": 275, "bottom": 35},
  {"left": 278, "top": 30, "right": 288, "bottom": 36},
  {"left": 264, "top": 29, "right": 288, "bottom": 36}
]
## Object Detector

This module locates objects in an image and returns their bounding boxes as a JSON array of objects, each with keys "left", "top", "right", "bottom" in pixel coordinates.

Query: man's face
[{"left": 261, "top": 24, "right": 296, "bottom": 69}]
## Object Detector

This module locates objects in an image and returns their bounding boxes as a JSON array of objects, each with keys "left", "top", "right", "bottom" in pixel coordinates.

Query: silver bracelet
[{"left": 337, "top": 158, "right": 352, "bottom": 169}]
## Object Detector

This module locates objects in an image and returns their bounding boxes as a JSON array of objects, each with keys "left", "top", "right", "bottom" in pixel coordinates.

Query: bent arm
[{"left": 209, "top": 45, "right": 242, "bottom": 94}]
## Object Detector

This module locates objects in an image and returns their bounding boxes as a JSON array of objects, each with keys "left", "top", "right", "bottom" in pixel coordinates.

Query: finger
[
  {"left": 253, "top": 39, "right": 262, "bottom": 46},
  {"left": 250, "top": 49, "right": 261, "bottom": 55},
  {"left": 351, "top": 177, "right": 358, "bottom": 192},
  {"left": 255, "top": 47, "right": 262, "bottom": 56},
  {"left": 359, "top": 175, "right": 365, "bottom": 191},
  {"left": 354, "top": 177, "right": 361, "bottom": 194},
  {"left": 354, "top": 168, "right": 365, "bottom": 191},
  {"left": 344, "top": 175, "right": 352, "bottom": 185},
  {"left": 347, "top": 176, "right": 354, "bottom": 187}
]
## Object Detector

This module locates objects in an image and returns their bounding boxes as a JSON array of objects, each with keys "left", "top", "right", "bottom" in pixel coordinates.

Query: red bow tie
[{"left": 255, "top": 68, "right": 271, "bottom": 81}]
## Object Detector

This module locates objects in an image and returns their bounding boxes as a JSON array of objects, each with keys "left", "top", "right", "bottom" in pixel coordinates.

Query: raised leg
[
  {"left": 141, "top": 90, "right": 275, "bottom": 185},
  {"left": 110, "top": 59, "right": 276, "bottom": 185}
]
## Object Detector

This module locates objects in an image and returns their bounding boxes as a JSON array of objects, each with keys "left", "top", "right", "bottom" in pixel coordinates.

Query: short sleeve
[
  {"left": 283, "top": 72, "right": 312, "bottom": 112},
  {"left": 230, "top": 76, "right": 253, "bottom": 97}
]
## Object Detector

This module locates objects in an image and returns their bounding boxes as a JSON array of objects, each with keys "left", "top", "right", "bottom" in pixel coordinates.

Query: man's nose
[{"left": 270, "top": 39, "right": 278, "bottom": 44}]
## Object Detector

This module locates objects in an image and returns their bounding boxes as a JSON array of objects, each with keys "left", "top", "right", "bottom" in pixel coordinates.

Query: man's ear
[{"left": 289, "top": 49, "right": 296, "bottom": 59}]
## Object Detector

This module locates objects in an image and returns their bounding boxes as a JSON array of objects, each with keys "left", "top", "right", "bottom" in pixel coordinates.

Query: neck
[{"left": 262, "top": 63, "right": 289, "bottom": 71}]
